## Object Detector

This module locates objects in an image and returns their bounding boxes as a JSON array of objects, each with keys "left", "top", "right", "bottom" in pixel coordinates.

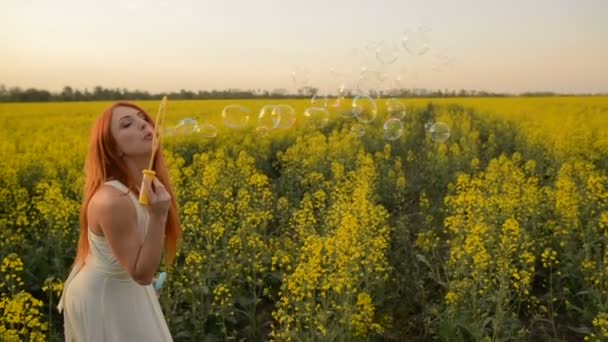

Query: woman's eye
[{"left": 123, "top": 123, "right": 131, "bottom": 128}]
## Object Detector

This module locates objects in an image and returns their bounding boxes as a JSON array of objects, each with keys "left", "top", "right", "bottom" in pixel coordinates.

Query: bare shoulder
[
  {"left": 86, "top": 184, "right": 147, "bottom": 284},
  {"left": 88, "top": 184, "right": 135, "bottom": 236}
]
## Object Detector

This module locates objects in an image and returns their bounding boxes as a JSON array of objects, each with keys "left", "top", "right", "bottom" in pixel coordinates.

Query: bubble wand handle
[{"left": 139, "top": 96, "right": 167, "bottom": 205}]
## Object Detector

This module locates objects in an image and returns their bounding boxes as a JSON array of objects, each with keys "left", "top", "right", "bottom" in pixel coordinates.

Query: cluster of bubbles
[
  {"left": 348, "top": 96, "right": 450, "bottom": 142},
  {"left": 291, "top": 26, "right": 455, "bottom": 99},
  {"left": 161, "top": 97, "right": 450, "bottom": 144},
  {"left": 161, "top": 26, "right": 452, "bottom": 144}
]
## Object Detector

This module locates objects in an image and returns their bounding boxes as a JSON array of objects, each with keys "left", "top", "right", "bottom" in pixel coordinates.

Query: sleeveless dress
[{"left": 57, "top": 179, "right": 173, "bottom": 341}]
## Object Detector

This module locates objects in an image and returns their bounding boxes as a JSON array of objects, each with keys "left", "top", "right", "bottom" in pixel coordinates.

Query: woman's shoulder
[
  {"left": 88, "top": 183, "right": 136, "bottom": 236},
  {"left": 89, "top": 183, "right": 134, "bottom": 213}
]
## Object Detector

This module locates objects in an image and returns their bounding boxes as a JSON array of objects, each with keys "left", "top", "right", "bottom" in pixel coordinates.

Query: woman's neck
[{"left": 124, "top": 155, "right": 150, "bottom": 191}]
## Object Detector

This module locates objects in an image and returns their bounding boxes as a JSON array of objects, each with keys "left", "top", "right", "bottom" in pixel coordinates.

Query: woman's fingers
[
  {"left": 152, "top": 177, "right": 165, "bottom": 190},
  {"left": 151, "top": 177, "right": 170, "bottom": 200}
]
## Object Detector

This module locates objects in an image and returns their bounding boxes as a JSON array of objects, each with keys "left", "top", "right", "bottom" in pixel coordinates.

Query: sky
[{"left": 1, "top": 0, "right": 607, "bottom": 94}]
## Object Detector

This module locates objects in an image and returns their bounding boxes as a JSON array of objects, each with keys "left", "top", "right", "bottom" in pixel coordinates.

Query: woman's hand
[{"left": 143, "top": 176, "right": 171, "bottom": 218}]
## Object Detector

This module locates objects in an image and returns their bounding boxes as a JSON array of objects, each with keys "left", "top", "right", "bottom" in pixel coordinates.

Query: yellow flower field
[{"left": 0, "top": 96, "right": 607, "bottom": 341}]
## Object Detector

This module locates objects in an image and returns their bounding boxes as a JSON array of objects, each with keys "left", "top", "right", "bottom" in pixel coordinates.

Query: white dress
[{"left": 57, "top": 179, "right": 173, "bottom": 341}]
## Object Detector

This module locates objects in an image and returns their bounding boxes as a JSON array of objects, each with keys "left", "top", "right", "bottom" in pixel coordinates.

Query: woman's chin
[{"left": 135, "top": 149, "right": 153, "bottom": 160}]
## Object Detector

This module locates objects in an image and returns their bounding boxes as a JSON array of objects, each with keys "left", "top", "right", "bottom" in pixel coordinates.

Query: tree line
[{"left": 0, "top": 84, "right": 603, "bottom": 102}]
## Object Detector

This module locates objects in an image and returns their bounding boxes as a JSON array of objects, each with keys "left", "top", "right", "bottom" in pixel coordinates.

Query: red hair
[{"left": 71, "top": 101, "right": 181, "bottom": 272}]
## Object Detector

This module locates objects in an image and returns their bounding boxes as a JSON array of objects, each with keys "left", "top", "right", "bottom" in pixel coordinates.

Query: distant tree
[
  {"left": 0, "top": 84, "right": 6, "bottom": 101},
  {"left": 1, "top": 83, "right": 591, "bottom": 102},
  {"left": 298, "top": 86, "right": 318, "bottom": 97},
  {"left": 271, "top": 88, "right": 288, "bottom": 97},
  {"left": 180, "top": 89, "right": 195, "bottom": 99},
  {"left": 61, "top": 86, "right": 74, "bottom": 101}
]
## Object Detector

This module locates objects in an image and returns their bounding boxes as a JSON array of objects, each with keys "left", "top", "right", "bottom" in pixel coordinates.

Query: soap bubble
[
  {"left": 386, "top": 99, "right": 406, "bottom": 120},
  {"left": 273, "top": 104, "right": 296, "bottom": 129},
  {"left": 432, "top": 49, "right": 456, "bottom": 73},
  {"left": 258, "top": 105, "right": 280, "bottom": 130},
  {"left": 429, "top": 122, "right": 450, "bottom": 142},
  {"left": 352, "top": 95, "right": 377, "bottom": 124},
  {"left": 199, "top": 123, "right": 218, "bottom": 138},
  {"left": 161, "top": 126, "right": 176, "bottom": 137},
  {"left": 174, "top": 118, "right": 199, "bottom": 136},
  {"left": 303, "top": 107, "right": 329, "bottom": 128},
  {"left": 402, "top": 26, "right": 430, "bottom": 55},
  {"left": 375, "top": 39, "right": 400, "bottom": 65},
  {"left": 356, "top": 68, "right": 387, "bottom": 97},
  {"left": 329, "top": 67, "right": 348, "bottom": 84},
  {"left": 291, "top": 65, "right": 310, "bottom": 87},
  {"left": 311, "top": 94, "right": 328, "bottom": 108},
  {"left": 387, "top": 74, "right": 404, "bottom": 91},
  {"left": 329, "top": 96, "right": 352, "bottom": 118},
  {"left": 222, "top": 105, "right": 250, "bottom": 129},
  {"left": 365, "top": 40, "right": 381, "bottom": 55},
  {"left": 383, "top": 118, "right": 404, "bottom": 140}
]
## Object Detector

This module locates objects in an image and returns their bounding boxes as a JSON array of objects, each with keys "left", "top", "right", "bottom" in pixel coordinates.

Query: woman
[{"left": 57, "top": 102, "right": 181, "bottom": 341}]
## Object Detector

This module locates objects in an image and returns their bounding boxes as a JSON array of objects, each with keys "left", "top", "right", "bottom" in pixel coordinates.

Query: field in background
[{"left": 1, "top": 96, "right": 607, "bottom": 341}]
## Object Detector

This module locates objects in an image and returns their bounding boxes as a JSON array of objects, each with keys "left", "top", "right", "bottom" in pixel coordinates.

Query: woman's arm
[{"left": 91, "top": 180, "right": 170, "bottom": 286}]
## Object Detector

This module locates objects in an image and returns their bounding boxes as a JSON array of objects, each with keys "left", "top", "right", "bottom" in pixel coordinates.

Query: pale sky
[{"left": 1, "top": 0, "right": 607, "bottom": 94}]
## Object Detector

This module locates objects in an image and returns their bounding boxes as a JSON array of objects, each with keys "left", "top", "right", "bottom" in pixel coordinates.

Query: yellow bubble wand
[{"left": 138, "top": 96, "right": 167, "bottom": 205}]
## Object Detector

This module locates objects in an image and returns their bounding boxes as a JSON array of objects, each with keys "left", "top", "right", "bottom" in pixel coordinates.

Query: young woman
[{"left": 57, "top": 102, "right": 181, "bottom": 341}]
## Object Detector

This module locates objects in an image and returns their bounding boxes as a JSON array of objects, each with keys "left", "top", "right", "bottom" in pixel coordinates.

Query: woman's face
[{"left": 110, "top": 106, "right": 154, "bottom": 158}]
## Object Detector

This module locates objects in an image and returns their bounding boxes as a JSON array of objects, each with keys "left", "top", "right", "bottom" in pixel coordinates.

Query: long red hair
[{"left": 71, "top": 101, "right": 181, "bottom": 272}]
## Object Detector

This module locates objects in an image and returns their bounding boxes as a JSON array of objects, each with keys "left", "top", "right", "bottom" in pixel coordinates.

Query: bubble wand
[{"left": 138, "top": 96, "right": 167, "bottom": 205}]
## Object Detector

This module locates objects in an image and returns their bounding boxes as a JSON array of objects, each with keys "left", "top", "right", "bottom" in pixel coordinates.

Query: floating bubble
[
  {"left": 354, "top": 41, "right": 381, "bottom": 65},
  {"left": 329, "top": 67, "right": 339, "bottom": 76},
  {"left": 291, "top": 66, "right": 310, "bottom": 87},
  {"left": 303, "top": 107, "right": 329, "bottom": 128},
  {"left": 383, "top": 118, "right": 404, "bottom": 141},
  {"left": 356, "top": 68, "right": 387, "bottom": 97},
  {"left": 161, "top": 126, "right": 176, "bottom": 137},
  {"left": 329, "top": 68, "right": 349, "bottom": 92},
  {"left": 386, "top": 99, "right": 406, "bottom": 120},
  {"left": 429, "top": 122, "right": 450, "bottom": 142},
  {"left": 329, "top": 96, "right": 352, "bottom": 118},
  {"left": 311, "top": 94, "right": 328, "bottom": 108},
  {"left": 383, "top": 77, "right": 402, "bottom": 97},
  {"left": 392, "top": 75, "right": 403, "bottom": 89},
  {"left": 258, "top": 105, "right": 280, "bottom": 130},
  {"left": 356, "top": 76, "right": 382, "bottom": 98},
  {"left": 199, "top": 123, "right": 218, "bottom": 138},
  {"left": 352, "top": 95, "right": 377, "bottom": 124},
  {"left": 370, "top": 69, "right": 389, "bottom": 83},
  {"left": 365, "top": 40, "right": 381, "bottom": 55},
  {"left": 273, "top": 104, "right": 296, "bottom": 129},
  {"left": 338, "top": 83, "right": 347, "bottom": 96},
  {"left": 174, "top": 118, "right": 199, "bottom": 136},
  {"left": 351, "top": 124, "right": 365, "bottom": 137},
  {"left": 222, "top": 104, "right": 250, "bottom": 129},
  {"left": 402, "top": 27, "right": 430, "bottom": 55},
  {"left": 375, "top": 40, "right": 400, "bottom": 65},
  {"left": 432, "top": 50, "right": 456, "bottom": 73}
]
